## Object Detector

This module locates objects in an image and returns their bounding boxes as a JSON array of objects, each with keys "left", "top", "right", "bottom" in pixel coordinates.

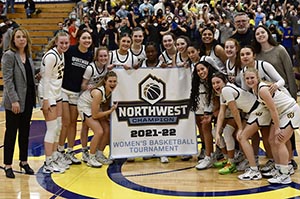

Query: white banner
[{"left": 110, "top": 68, "right": 197, "bottom": 159}]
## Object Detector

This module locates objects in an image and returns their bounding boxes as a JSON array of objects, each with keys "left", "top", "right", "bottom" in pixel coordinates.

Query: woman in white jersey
[
  {"left": 108, "top": 33, "right": 138, "bottom": 70},
  {"left": 190, "top": 56, "right": 220, "bottom": 170},
  {"left": 187, "top": 43, "right": 201, "bottom": 72},
  {"left": 78, "top": 71, "right": 118, "bottom": 168},
  {"left": 224, "top": 38, "right": 242, "bottom": 86},
  {"left": 80, "top": 46, "right": 112, "bottom": 165},
  {"left": 241, "top": 68, "right": 300, "bottom": 184},
  {"left": 159, "top": 32, "right": 177, "bottom": 68},
  {"left": 139, "top": 42, "right": 162, "bottom": 68},
  {"left": 130, "top": 27, "right": 146, "bottom": 65},
  {"left": 38, "top": 32, "right": 70, "bottom": 174},
  {"left": 240, "top": 46, "right": 286, "bottom": 93},
  {"left": 187, "top": 43, "right": 206, "bottom": 160},
  {"left": 200, "top": 27, "right": 226, "bottom": 72},
  {"left": 211, "top": 72, "right": 265, "bottom": 175},
  {"left": 239, "top": 45, "right": 286, "bottom": 168},
  {"left": 172, "top": 35, "right": 190, "bottom": 68}
]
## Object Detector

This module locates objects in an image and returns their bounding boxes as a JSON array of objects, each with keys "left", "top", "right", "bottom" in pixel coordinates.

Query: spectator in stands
[
  {"left": 103, "top": 20, "right": 118, "bottom": 50},
  {"left": 2, "top": 18, "right": 19, "bottom": 53},
  {"left": 116, "top": 3, "right": 129, "bottom": 19},
  {"left": 154, "top": 0, "right": 164, "bottom": 16},
  {"left": 286, "top": 5, "right": 300, "bottom": 39},
  {"left": 92, "top": 21, "right": 105, "bottom": 49},
  {"left": 3, "top": 0, "right": 15, "bottom": 15},
  {"left": 231, "top": 12, "right": 254, "bottom": 47},
  {"left": 54, "top": 21, "right": 69, "bottom": 36},
  {"left": 280, "top": 20, "right": 294, "bottom": 60},
  {"left": 268, "top": 24, "right": 281, "bottom": 43},
  {"left": 68, "top": 18, "right": 78, "bottom": 46},
  {"left": 0, "top": 1, "right": 4, "bottom": 16},
  {"left": 24, "top": 0, "right": 41, "bottom": 18},
  {"left": 254, "top": 6, "right": 266, "bottom": 27},
  {"left": 79, "top": 15, "right": 93, "bottom": 33},
  {"left": 265, "top": 12, "right": 279, "bottom": 28},
  {"left": 139, "top": 0, "right": 154, "bottom": 17}
]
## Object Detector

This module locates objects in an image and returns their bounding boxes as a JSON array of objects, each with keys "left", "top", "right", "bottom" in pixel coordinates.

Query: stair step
[
  {"left": 14, "top": 3, "right": 75, "bottom": 9},
  {"left": 22, "top": 24, "right": 61, "bottom": 31},
  {"left": 7, "top": 12, "right": 69, "bottom": 18},
  {"left": 15, "top": 18, "right": 62, "bottom": 24},
  {"left": 29, "top": 31, "right": 55, "bottom": 37}
]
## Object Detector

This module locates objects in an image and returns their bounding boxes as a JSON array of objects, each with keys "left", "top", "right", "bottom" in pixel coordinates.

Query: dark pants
[{"left": 3, "top": 101, "right": 33, "bottom": 165}]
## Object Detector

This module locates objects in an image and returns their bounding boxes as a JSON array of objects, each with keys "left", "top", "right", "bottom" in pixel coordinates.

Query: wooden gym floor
[{"left": 0, "top": 99, "right": 300, "bottom": 199}]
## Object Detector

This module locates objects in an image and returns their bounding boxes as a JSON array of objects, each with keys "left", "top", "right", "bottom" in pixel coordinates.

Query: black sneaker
[{"left": 291, "top": 159, "right": 298, "bottom": 170}]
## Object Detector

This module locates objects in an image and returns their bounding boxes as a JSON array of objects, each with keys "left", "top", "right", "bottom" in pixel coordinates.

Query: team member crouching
[
  {"left": 242, "top": 68, "right": 300, "bottom": 184},
  {"left": 211, "top": 72, "right": 264, "bottom": 175},
  {"left": 77, "top": 71, "right": 118, "bottom": 168},
  {"left": 38, "top": 32, "right": 70, "bottom": 174},
  {"left": 80, "top": 46, "right": 111, "bottom": 164}
]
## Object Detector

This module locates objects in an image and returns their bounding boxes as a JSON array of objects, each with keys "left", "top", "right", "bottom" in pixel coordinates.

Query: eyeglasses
[{"left": 235, "top": 20, "right": 247, "bottom": 24}]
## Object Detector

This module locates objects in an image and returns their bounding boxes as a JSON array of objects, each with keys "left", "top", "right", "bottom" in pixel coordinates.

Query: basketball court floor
[{"left": 0, "top": 107, "right": 300, "bottom": 199}]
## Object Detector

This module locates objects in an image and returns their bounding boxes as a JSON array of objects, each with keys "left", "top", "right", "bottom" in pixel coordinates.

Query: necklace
[{"left": 20, "top": 54, "right": 26, "bottom": 63}]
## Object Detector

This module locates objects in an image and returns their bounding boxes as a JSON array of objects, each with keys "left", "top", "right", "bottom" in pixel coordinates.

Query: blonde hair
[
  {"left": 45, "top": 31, "right": 69, "bottom": 52},
  {"left": 9, "top": 27, "right": 32, "bottom": 56},
  {"left": 94, "top": 46, "right": 109, "bottom": 61}
]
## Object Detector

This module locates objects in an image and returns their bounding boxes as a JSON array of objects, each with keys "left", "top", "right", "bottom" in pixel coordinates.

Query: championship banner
[{"left": 110, "top": 68, "right": 197, "bottom": 159}]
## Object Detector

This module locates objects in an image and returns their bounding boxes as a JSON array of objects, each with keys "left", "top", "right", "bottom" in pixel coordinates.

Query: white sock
[
  {"left": 57, "top": 145, "right": 64, "bottom": 152},
  {"left": 46, "top": 156, "right": 52, "bottom": 164},
  {"left": 250, "top": 166, "right": 258, "bottom": 171}
]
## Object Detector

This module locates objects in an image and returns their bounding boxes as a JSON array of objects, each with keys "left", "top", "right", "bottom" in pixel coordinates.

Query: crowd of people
[{"left": 1, "top": 0, "right": 300, "bottom": 186}]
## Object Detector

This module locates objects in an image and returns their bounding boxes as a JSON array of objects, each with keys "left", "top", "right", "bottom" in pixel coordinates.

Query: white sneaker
[
  {"left": 52, "top": 151, "right": 70, "bottom": 169},
  {"left": 237, "top": 159, "right": 249, "bottom": 171},
  {"left": 213, "top": 148, "right": 224, "bottom": 160},
  {"left": 52, "top": 160, "right": 68, "bottom": 171},
  {"left": 238, "top": 168, "right": 262, "bottom": 180},
  {"left": 268, "top": 172, "right": 292, "bottom": 184},
  {"left": 66, "top": 151, "right": 82, "bottom": 165},
  {"left": 160, "top": 156, "right": 169, "bottom": 163},
  {"left": 58, "top": 151, "right": 72, "bottom": 165},
  {"left": 262, "top": 168, "right": 279, "bottom": 178},
  {"left": 195, "top": 156, "right": 213, "bottom": 170},
  {"left": 96, "top": 154, "right": 113, "bottom": 165},
  {"left": 288, "top": 163, "right": 295, "bottom": 175},
  {"left": 233, "top": 150, "right": 244, "bottom": 164},
  {"left": 82, "top": 150, "right": 89, "bottom": 163},
  {"left": 42, "top": 162, "right": 53, "bottom": 174},
  {"left": 87, "top": 155, "right": 102, "bottom": 168},
  {"left": 260, "top": 159, "right": 274, "bottom": 173},
  {"left": 43, "top": 161, "right": 65, "bottom": 174}
]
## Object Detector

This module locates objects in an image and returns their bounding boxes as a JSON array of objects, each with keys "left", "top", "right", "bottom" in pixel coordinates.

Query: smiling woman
[
  {"left": 77, "top": 71, "right": 118, "bottom": 167},
  {"left": 200, "top": 27, "right": 227, "bottom": 72}
]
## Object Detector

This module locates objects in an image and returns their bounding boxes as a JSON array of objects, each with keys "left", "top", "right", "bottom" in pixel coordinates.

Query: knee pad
[
  {"left": 223, "top": 124, "right": 235, "bottom": 151},
  {"left": 44, "top": 120, "right": 58, "bottom": 143},
  {"left": 212, "top": 127, "right": 226, "bottom": 148},
  {"left": 55, "top": 117, "right": 62, "bottom": 142}
]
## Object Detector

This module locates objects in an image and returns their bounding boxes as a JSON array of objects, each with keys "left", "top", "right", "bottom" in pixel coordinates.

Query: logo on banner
[
  {"left": 115, "top": 74, "right": 190, "bottom": 126},
  {"left": 140, "top": 74, "right": 165, "bottom": 105}
]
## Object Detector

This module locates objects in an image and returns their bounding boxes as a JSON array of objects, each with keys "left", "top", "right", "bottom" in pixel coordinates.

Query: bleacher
[{"left": 0, "top": 1, "right": 75, "bottom": 89}]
